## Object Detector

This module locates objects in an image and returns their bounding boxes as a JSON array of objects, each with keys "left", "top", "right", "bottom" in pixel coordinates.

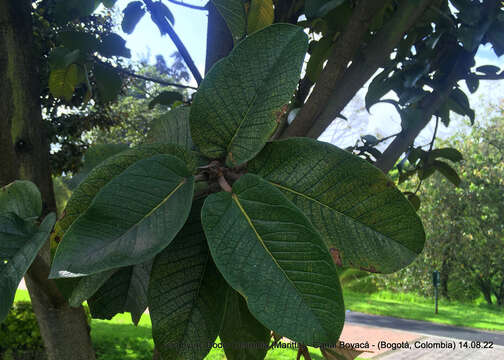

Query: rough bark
[{"left": 0, "top": 1, "right": 96, "bottom": 359}]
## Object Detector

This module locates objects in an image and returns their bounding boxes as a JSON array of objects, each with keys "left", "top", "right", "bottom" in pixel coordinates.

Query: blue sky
[
  {"left": 115, "top": 0, "right": 208, "bottom": 77},
  {"left": 110, "top": 1, "right": 504, "bottom": 148}
]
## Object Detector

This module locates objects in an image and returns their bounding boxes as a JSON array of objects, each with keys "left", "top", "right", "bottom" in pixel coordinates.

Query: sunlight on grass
[
  {"left": 14, "top": 287, "right": 503, "bottom": 359},
  {"left": 344, "top": 289, "right": 504, "bottom": 331}
]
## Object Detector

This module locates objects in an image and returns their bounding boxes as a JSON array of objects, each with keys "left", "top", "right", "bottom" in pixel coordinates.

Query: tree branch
[
  {"left": 166, "top": 0, "right": 207, "bottom": 11},
  {"left": 94, "top": 57, "right": 198, "bottom": 89},
  {"left": 374, "top": 52, "right": 471, "bottom": 173},
  {"left": 144, "top": 0, "right": 203, "bottom": 84},
  {"left": 281, "top": 0, "right": 436, "bottom": 140},
  {"left": 374, "top": 0, "right": 499, "bottom": 173},
  {"left": 303, "top": 0, "right": 437, "bottom": 139},
  {"left": 280, "top": 0, "right": 390, "bottom": 139}
]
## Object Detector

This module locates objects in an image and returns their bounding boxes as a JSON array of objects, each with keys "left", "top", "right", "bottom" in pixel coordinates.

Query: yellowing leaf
[
  {"left": 247, "top": 0, "right": 274, "bottom": 34},
  {"left": 49, "top": 64, "right": 83, "bottom": 101}
]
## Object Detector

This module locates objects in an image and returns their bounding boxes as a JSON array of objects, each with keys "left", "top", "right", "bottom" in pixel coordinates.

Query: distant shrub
[
  {"left": 0, "top": 302, "right": 45, "bottom": 360},
  {"left": 0, "top": 302, "right": 92, "bottom": 360}
]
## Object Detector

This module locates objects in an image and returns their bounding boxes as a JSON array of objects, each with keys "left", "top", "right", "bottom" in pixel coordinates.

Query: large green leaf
[
  {"left": 55, "top": 143, "right": 195, "bottom": 242},
  {"left": 146, "top": 107, "right": 192, "bottom": 150},
  {"left": 88, "top": 261, "right": 152, "bottom": 325},
  {"left": 211, "top": 0, "right": 247, "bottom": 42},
  {"left": 68, "top": 269, "right": 116, "bottom": 307},
  {"left": 0, "top": 213, "right": 56, "bottom": 322},
  {"left": 221, "top": 289, "right": 271, "bottom": 360},
  {"left": 305, "top": 0, "right": 347, "bottom": 19},
  {"left": 49, "top": 64, "right": 85, "bottom": 101},
  {"left": 50, "top": 154, "right": 195, "bottom": 277},
  {"left": 98, "top": 33, "right": 131, "bottom": 58},
  {"left": 202, "top": 174, "right": 344, "bottom": 346},
  {"left": 148, "top": 91, "right": 183, "bottom": 109},
  {"left": 93, "top": 63, "right": 123, "bottom": 104},
  {"left": 0, "top": 181, "right": 42, "bottom": 220},
  {"left": 121, "top": 1, "right": 146, "bottom": 34},
  {"left": 66, "top": 144, "right": 130, "bottom": 190},
  {"left": 190, "top": 24, "right": 308, "bottom": 167},
  {"left": 59, "top": 31, "right": 100, "bottom": 54},
  {"left": 149, "top": 201, "right": 227, "bottom": 360},
  {"left": 248, "top": 138, "right": 425, "bottom": 274},
  {"left": 247, "top": 0, "right": 274, "bottom": 34}
]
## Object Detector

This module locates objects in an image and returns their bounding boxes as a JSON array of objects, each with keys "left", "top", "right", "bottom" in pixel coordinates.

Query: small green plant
[{"left": 0, "top": 302, "right": 45, "bottom": 360}]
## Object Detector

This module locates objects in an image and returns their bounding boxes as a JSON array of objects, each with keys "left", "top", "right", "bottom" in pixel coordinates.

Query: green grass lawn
[
  {"left": 14, "top": 287, "right": 504, "bottom": 359},
  {"left": 344, "top": 289, "right": 504, "bottom": 332},
  {"left": 14, "top": 290, "right": 325, "bottom": 360}
]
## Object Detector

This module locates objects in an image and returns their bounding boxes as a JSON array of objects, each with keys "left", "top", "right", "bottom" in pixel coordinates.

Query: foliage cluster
[
  {"left": 0, "top": 302, "right": 44, "bottom": 358},
  {"left": 374, "top": 117, "right": 504, "bottom": 304},
  {"left": 3, "top": 0, "right": 504, "bottom": 360},
  {"left": 1, "top": 20, "right": 425, "bottom": 360}
]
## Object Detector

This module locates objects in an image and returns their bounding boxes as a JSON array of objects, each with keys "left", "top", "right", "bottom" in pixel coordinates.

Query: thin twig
[
  {"left": 94, "top": 57, "right": 198, "bottom": 89},
  {"left": 375, "top": 132, "right": 401, "bottom": 145},
  {"left": 416, "top": 116, "right": 439, "bottom": 195},
  {"left": 166, "top": 0, "right": 208, "bottom": 10},
  {"left": 194, "top": 174, "right": 208, "bottom": 182},
  {"left": 428, "top": 116, "right": 440, "bottom": 153},
  {"left": 414, "top": 179, "right": 423, "bottom": 195}
]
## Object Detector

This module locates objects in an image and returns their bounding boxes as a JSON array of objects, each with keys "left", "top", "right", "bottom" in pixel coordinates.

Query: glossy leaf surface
[{"left": 55, "top": 143, "right": 195, "bottom": 242}]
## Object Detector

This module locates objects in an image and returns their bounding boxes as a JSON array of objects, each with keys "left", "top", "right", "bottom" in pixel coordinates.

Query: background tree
[{"left": 376, "top": 116, "right": 504, "bottom": 304}]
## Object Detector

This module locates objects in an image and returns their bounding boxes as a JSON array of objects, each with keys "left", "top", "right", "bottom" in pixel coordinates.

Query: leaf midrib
[
  {"left": 78, "top": 177, "right": 189, "bottom": 267},
  {"left": 231, "top": 193, "right": 328, "bottom": 333},
  {"left": 225, "top": 30, "right": 301, "bottom": 160}
]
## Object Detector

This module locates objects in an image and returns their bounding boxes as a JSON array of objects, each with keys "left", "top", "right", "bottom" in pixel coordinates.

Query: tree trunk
[
  {"left": 204, "top": 1, "right": 233, "bottom": 74},
  {"left": 494, "top": 279, "right": 504, "bottom": 306},
  {"left": 0, "top": 1, "right": 96, "bottom": 359},
  {"left": 440, "top": 258, "right": 450, "bottom": 300},
  {"left": 476, "top": 277, "right": 493, "bottom": 305}
]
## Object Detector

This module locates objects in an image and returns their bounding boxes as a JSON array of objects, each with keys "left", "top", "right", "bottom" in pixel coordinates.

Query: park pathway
[{"left": 343, "top": 311, "right": 504, "bottom": 359}]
